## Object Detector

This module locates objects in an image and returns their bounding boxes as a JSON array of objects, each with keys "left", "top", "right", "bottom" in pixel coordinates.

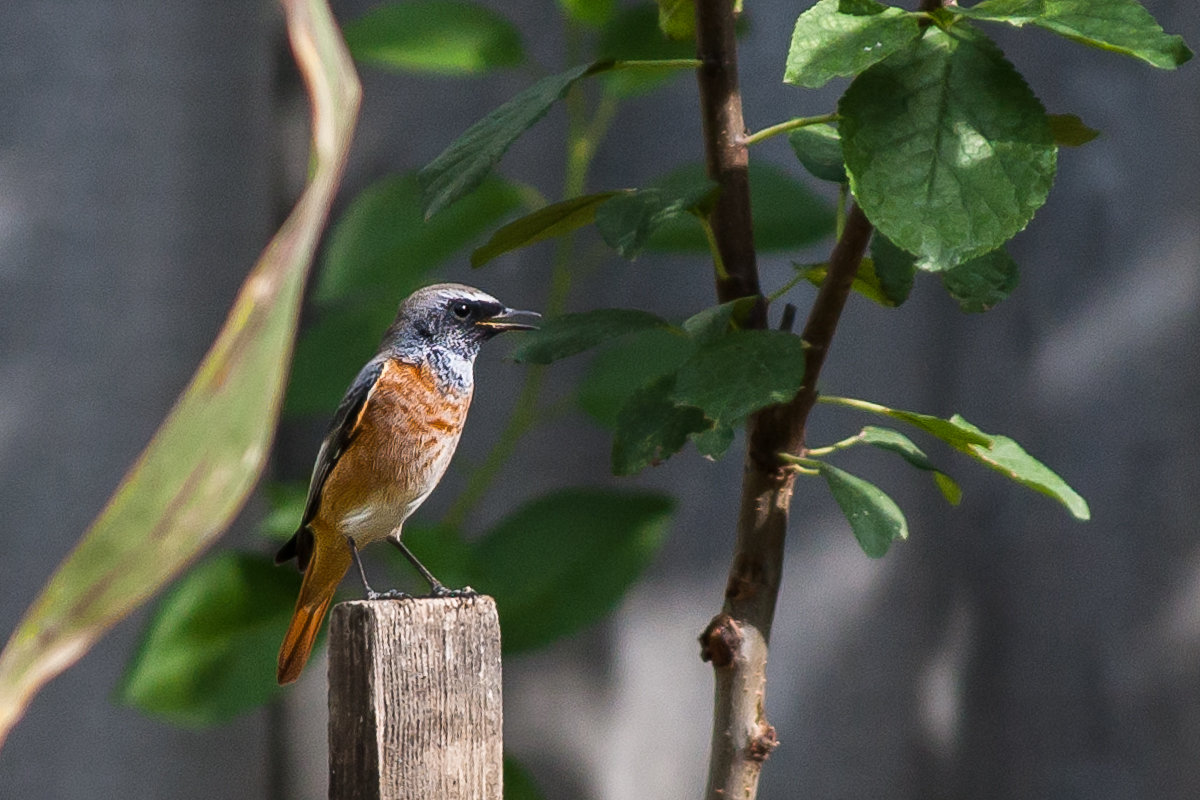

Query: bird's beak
[{"left": 476, "top": 307, "right": 541, "bottom": 332}]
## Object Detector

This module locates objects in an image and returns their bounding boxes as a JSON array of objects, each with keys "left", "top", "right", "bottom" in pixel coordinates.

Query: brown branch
[
  {"left": 695, "top": 0, "right": 765, "bottom": 328},
  {"left": 694, "top": 2, "right": 876, "bottom": 798}
]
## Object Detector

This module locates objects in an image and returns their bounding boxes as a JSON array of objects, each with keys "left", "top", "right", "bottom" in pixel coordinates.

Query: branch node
[
  {"left": 746, "top": 723, "right": 778, "bottom": 763},
  {"left": 699, "top": 613, "right": 743, "bottom": 667}
]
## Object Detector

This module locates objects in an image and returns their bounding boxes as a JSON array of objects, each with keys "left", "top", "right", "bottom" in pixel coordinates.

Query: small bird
[{"left": 275, "top": 283, "right": 538, "bottom": 684}]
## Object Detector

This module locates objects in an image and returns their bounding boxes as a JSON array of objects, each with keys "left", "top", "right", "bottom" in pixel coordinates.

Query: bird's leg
[
  {"left": 387, "top": 534, "right": 476, "bottom": 598},
  {"left": 347, "top": 537, "right": 409, "bottom": 601}
]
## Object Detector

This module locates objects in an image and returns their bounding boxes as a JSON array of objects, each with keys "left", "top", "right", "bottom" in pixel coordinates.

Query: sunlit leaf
[
  {"left": 784, "top": 0, "right": 922, "bottom": 88},
  {"left": 818, "top": 462, "right": 908, "bottom": 557},
  {"left": 657, "top": 0, "right": 696, "bottom": 40},
  {"left": 857, "top": 426, "right": 961, "bottom": 505},
  {"left": 0, "top": 0, "right": 360, "bottom": 747},
  {"left": 419, "top": 62, "right": 606, "bottom": 218},
  {"left": 840, "top": 24, "right": 1056, "bottom": 270},
  {"left": 953, "top": 0, "right": 1192, "bottom": 68},
  {"left": 820, "top": 395, "right": 993, "bottom": 448},
  {"left": 343, "top": 1, "right": 525, "bottom": 75},
  {"left": 949, "top": 415, "right": 1090, "bottom": 519},
  {"left": 117, "top": 553, "right": 299, "bottom": 725},
  {"left": 800, "top": 258, "right": 904, "bottom": 307},
  {"left": 471, "top": 192, "right": 624, "bottom": 267}
]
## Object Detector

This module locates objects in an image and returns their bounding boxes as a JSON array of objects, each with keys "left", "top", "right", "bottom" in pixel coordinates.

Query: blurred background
[{"left": 1, "top": 0, "right": 1198, "bottom": 798}]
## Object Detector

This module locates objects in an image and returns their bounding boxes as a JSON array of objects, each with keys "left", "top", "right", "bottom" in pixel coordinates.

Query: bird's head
[{"left": 384, "top": 283, "right": 539, "bottom": 366}]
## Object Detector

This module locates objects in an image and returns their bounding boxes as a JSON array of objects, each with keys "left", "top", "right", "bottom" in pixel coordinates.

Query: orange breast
[{"left": 313, "top": 358, "right": 472, "bottom": 546}]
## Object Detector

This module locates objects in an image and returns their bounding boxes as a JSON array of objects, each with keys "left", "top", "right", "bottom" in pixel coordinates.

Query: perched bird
[{"left": 275, "top": 283, "right": 538, "bottom": 684}]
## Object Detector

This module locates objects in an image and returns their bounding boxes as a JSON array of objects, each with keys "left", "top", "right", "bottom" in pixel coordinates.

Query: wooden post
[{"left": 328, "top": 596, "right": 503, "bottom": 800}]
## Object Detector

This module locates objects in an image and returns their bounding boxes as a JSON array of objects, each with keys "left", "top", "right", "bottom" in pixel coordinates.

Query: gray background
[{"left": 1, "top": 1, "right": 1197, "bottom": 798}]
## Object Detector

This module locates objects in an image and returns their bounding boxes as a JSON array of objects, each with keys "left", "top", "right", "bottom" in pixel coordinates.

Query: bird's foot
[
  {"left": 428, "top": 584, "right": 478, "bottom": 599},
  {"left": 366, "top": 588, "right": 412, "bottom": 601}
]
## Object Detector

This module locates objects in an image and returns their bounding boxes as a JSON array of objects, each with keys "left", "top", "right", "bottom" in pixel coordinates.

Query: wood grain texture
[{"left": 328, "top": 597, "right": 502, "bottom": 800}]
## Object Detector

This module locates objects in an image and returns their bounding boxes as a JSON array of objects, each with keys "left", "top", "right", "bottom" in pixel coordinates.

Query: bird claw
[
  {"left": 429, "top": 585, "right": 478, "bottom": 599},
  {"left": 366, "top": 588, "right": 412, "bottom": 601}
]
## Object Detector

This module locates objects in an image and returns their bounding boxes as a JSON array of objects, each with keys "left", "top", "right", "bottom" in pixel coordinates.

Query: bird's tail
[{"left": 277, "top": 532, "right": 353, "bottom": 685}]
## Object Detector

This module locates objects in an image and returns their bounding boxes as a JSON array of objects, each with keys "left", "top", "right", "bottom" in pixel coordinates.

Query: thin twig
[{"left": 741, "top": 112, "right": 838, "bottom": 147}]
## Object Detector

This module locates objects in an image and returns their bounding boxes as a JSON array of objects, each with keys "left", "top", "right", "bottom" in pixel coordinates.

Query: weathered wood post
[{"left": 328, "top": 596, "right": 502, "bottom": 800}]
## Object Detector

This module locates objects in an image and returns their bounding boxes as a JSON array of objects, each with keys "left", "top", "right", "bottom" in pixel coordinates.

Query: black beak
[{"left": 476, "top": 307, "right": 540, "bottom": 332}]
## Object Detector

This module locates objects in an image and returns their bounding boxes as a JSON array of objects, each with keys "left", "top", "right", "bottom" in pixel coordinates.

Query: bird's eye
[{"left": 451, "top": 301, "right": 472, "bottom": 319}]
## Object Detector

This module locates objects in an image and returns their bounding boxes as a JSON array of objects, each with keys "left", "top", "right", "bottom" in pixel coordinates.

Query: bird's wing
[{"left": 298, "top": 358, "right": 387, "bottom": 531}]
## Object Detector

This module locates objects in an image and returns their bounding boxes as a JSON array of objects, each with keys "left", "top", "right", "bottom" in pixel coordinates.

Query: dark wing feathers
[{"left": 275, "top": 359, "right": 385, "bottom": 568}]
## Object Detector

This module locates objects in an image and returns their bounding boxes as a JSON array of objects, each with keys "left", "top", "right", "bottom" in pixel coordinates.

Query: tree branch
[
  {"left": 694, "top": 0, "right": 765, "bottom": 327},
  {"left": 694, "top": 3, "right": 875, "bottom": 798}
]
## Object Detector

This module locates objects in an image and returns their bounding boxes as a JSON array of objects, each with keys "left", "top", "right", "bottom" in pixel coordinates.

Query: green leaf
[
  {"left": 657, "top": 0, "right": 695, "bottom": 40},
  {"left": 784, "top": 0, "right": 923, "bottom": 89},
  {"left": 595, "top": 181, "right": 718, "bottom": 259},
  {"left": 682, "top": 297, "right": 758, "bottom": 344},
  {"left": 817, "top": 463, "right": 908, "bottom": 557},
  {"left": 839, "top": 0, "right": 889, "bottom": 14},
  {"left": 598, "top": 5, "right": 696, "bottom": 97},
  {"left": 318, "top": 173, "right": 523, "bottom": 305},
  {"left": 612, "top": 375, "right": 711, "bottom": 475},
  {"left": 857, "top": 426, "right": 962, "bottom": 504},
  {"left": 559, "top": 0, "right": 616, "bottom": 27},
  {"left": 868, "top": 234, "right": 916, "bottom": 305},
  {"left": 505, "top": 758, "right": 549, "bottom": 800},
  {"left": 511, "top": 308, "right": 675, "bottom": 365},
  {"left": 471, "top": 489, "right": 674, "bottom": 652},
  {"left": 578, "top": 328, "right": 696, "bottom": 427},
  {"left": 419, "top": 62, "right": 603, "bottom": 218},
  {"left": 788, "top": 123, "right": 847, "bottom": 183},
  {"left": 672, "top": 330, "right": 807, "bottom": 425},
  {"left": 949, "top": 415, "right": 1090, "bottom": 520},
  {"left": 471, "top": 192, "right": 624, "bottom": 267},
  {"left": 117, "top": 553, "right": 300, "bottom": 725},
  {"left": 691, "top": 423, "right": 736, "bottom": 459},
  {"left": 646, "top": 162, "right": 836, "bottom": 252},
  {"left": 343, "top": 1, "right": 524, "bottom": 75},
  {"left": 953, "top": 0, "right": 1045, "bottom": 24},
  {"left": 821, "top": 395, "right": 993, "bottom": 448},
  {"left": 941, "top": 247, "right": 1020, "bottom": 312},
  {"left": 259, "top": 482, "right": 307, "bottom": 541},
  {"left": 840, "top": 25, "right": 1057, "bottom": 271},
  {"left": 954, "top": 0, "right": 1193, "bottom": 68},
  {"left": 1047, "top": 113, "right": 1099, "bottom": 146},
  {"left": 284, "top": 302, "right": 394, "bottom": 417},
  {"left": 0, "top": 0, "right": 359, "bottom": 744},
  {"left": 801, "top": 257, "right": 904, "bottom": 307}
]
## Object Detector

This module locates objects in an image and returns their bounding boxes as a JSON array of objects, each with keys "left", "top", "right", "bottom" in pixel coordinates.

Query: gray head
[{"left": 381, "top": 283, "right": 538, "bottom": 385}]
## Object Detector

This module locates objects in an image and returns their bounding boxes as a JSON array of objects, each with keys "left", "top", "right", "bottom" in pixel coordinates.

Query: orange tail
[{"left": 277, "top": 533, "right": 353, "bottom": 685}]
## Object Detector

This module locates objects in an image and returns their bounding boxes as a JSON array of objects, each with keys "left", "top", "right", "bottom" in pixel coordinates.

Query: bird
[{"left": 274, "top": 283, "right": 538, "bottom": 685}]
